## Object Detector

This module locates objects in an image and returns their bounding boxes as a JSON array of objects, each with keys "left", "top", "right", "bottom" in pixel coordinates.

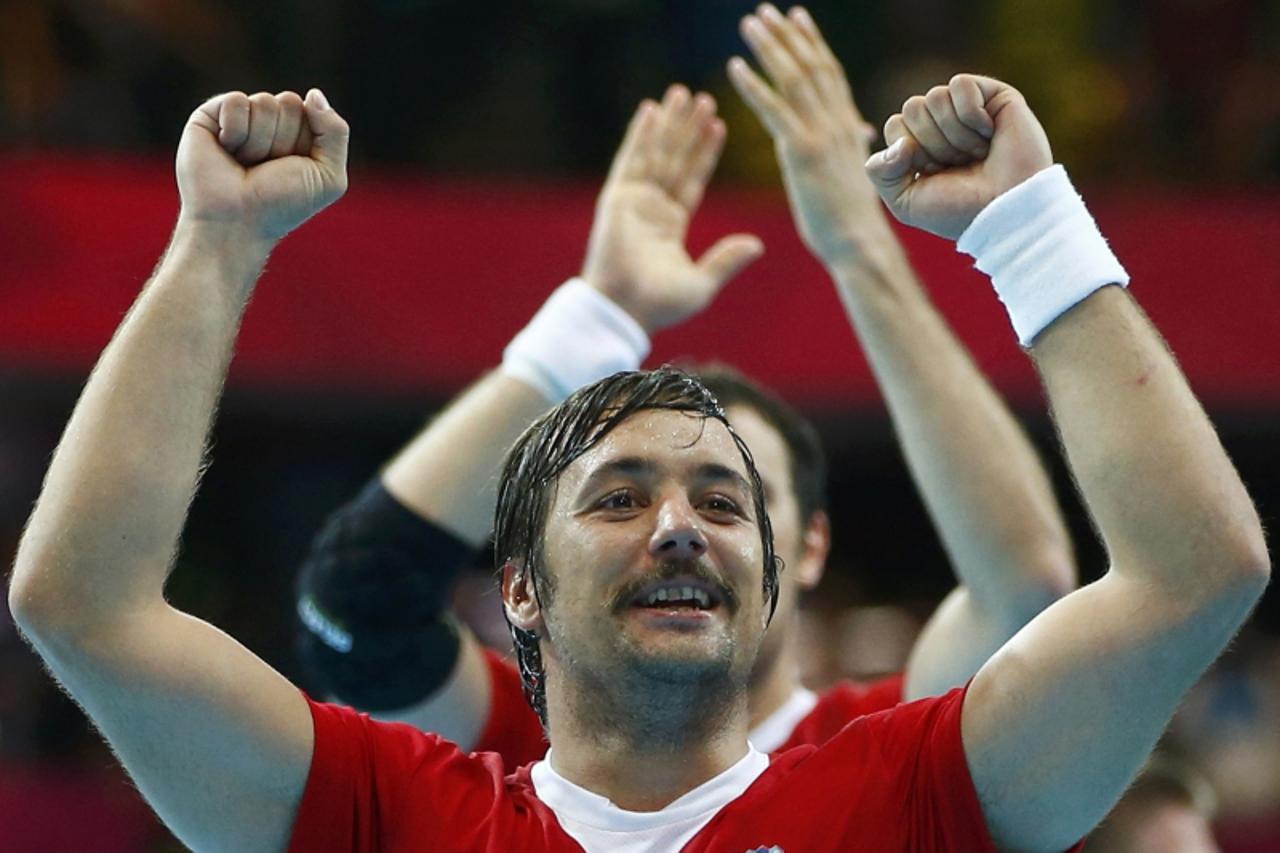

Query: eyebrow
[{"left": 576, "top": 456, "right": 754, "bottom": 501}]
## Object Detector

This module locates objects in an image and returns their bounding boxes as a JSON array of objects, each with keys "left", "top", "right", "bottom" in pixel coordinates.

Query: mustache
[{"left": 609, "top": 560, "right": 740, "bottom": 614}]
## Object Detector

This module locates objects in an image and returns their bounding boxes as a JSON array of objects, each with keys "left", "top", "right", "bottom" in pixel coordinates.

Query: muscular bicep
[
  {"left": 962, "top": 571, "right": 1258, "bottom": 851},
  {"left": 373, "top": 627, "right": 493, "bottom": 749},
  {"left": 27, "top": 601, "right": 313, "bottom": 853}
]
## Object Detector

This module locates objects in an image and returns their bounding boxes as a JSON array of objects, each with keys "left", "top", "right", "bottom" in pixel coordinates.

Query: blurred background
[{"left": 1, "top": 0, "right": 1278, "bottom": 850}]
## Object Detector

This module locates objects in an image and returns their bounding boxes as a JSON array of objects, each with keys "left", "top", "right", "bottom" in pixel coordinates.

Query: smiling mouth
[{"left": 627, "top": 577, "right": 726, "bottom": 615}]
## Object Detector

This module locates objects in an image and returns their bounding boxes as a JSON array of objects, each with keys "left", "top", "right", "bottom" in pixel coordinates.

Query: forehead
[
  {"left": 559, "top": 409, "right": 749, "bottom": 489},
  {"left": 725, "top": 404, "right": 790, "bottom": 492}
]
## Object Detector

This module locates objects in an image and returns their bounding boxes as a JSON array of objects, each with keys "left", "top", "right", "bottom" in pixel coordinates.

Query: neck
[
  {"left": 543, "top": 666, "right": 751, "bottom": 811},
  {"left": 746, "top": 623, "right": 803, "bottom": 731}
]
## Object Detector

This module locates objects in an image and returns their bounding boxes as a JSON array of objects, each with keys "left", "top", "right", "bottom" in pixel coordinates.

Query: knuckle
[
  {"left": 925, "top": 86, "right": 950, "bottom": 109},
  {"left": 902, "top": 96, "right": 927, "bottom": 120}
]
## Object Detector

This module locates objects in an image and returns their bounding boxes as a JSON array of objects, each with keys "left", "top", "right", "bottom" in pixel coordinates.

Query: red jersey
[
  {"left": 473, "top": 648, "right": 905, "bottom": 770},
  {"left": 289, "top": 686, "right": 997, "bottom": 852}
]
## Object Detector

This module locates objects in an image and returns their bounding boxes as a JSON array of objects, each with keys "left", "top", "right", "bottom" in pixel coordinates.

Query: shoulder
[
  {"left": 699, "top": 689, "right": 996, "bottom": 852},
  {"left": 290, "top": 695, "right": 561, "bottom": 853}
]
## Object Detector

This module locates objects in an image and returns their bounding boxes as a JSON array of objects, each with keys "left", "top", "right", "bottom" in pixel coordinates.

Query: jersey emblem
[{"left": 744, "top": 848, "right": 783, "bottom": 853}]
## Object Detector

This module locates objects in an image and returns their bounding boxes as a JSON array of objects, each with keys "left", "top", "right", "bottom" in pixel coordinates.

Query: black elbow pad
[{"left": 295, "top": 479, "right": 477, "bottom": 711}]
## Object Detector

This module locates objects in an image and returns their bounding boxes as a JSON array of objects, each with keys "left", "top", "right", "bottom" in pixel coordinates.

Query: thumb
[
  {"left": 304, "top": 89, "right": 350, "bottom": 184},
  {"left": 864, "top": 136, "right": 915, "bottom": 204},
  {"left": 695, "top": 234, "right": 765, "bottom": 290}
]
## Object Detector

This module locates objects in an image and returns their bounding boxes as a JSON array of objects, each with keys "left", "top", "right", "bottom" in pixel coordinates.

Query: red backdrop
[{"left": 3, "top": 153, "right": 1277, "bottom": 408}]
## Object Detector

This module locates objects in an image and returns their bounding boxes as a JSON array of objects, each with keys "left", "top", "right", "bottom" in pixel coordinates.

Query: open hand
[
  {"left": 175, "top": 89, "right": 350, "bottom": 245},
  {"left": 728, "top": 4, "right": 884, "bottom": 268},
  {"left": 864, "top": 75, "right": 1052, "bottom": 240},
  {"left": 582, "top": 85, "right": 763, "bottom": 334}
]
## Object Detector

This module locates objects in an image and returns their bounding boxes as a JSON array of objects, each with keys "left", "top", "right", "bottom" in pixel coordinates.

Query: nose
[{"left": 648, "top": 495, "right": 708, "bottom": 561}]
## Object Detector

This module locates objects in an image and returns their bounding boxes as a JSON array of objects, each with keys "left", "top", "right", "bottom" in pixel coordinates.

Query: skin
[
  {"left": 505, "top": 410, "right": 770, "bottom": 809},
  {"left": 729, "top": 3, "right": 1078, "bottom": 704},
  {"left": 374, "top": 11, "right": 1075, "bottom": 750},
  {"left": 7, "top": 13, "right": 1269, "bottom": 853}
]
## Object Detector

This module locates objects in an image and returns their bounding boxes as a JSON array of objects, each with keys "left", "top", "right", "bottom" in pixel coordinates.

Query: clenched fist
[
  {"left": 176, "top": 89, "right": 350, "bottom": 244},
  {"left": 865, "top": 75, "right": 1052, "bottom": 241}
]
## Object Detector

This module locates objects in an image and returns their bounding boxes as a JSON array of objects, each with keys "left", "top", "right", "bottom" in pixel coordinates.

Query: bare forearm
[
  {"left": 1033, "top": 286, "right": 1267, "bottom": 590},
  {"left": 11, "top": 224, "right": 268, "bottom": 629},
  {"left": 829, "top": 233, "right": 1074, "bottom": 611},
  {"left": 382, "top": 371, "right": 551, "bottom": 547}
]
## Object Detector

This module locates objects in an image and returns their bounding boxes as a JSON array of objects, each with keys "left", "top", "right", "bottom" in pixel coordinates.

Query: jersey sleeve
[
  {"left": 470, "top": 648, "right": 549, "bottom": 772},
  {"left": 288, "top": 694, "right": 531, "bottom": 853},
  {"left": 861, "top": 686, "right": 994, "bottom": 849},
  {"left": 836, "top": 686, "right": 1084, "bottom": 852}
]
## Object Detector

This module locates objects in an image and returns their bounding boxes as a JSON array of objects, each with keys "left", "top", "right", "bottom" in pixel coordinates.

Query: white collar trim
[
  {"left": 530, "top": 744, "right": 768, "bottom": 833},
  {"left": 747, "top": 686, "right": 818, "bottom": 753}
]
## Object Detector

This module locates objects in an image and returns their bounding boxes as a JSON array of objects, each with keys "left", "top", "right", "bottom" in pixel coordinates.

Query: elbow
[
  {"left": 1001, "top": 547, "right": 1079, "bottom": 626},
  {"left": 8, "top": 551, "right": 62, "bottom": 640},
  {"left": 1220, "top": 523, "right": 1271, "bottom": 598}
]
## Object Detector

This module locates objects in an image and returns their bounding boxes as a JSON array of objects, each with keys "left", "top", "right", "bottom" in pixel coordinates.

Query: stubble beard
[{"left": 547, "top": 607, "right": 756, "bottom": 752}]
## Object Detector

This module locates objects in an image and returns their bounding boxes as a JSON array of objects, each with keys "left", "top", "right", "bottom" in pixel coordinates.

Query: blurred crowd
[{"left": 1, "top": 0, "right": 1277, "bottom": 184}]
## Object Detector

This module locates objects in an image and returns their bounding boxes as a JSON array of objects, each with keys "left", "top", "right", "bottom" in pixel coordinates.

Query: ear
[
  {"left": 792, "top": 510, "right": 831, "bottom": 590},
  {"left": 501, "top": 559, "right": 545, "bottom": 633}
]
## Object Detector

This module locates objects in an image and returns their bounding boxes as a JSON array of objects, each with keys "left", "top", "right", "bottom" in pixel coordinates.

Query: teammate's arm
[
  {"left": 864, "top": 72, "right": 1269, "bottom": 850},
  {"left": 7, "top": 90, "right": 349, "bottom": 853},
  {"left": 298, "top": 86, "right": 763, "bottom": 746},
  {"left": 729, "top": 5, "right": 1075, "bottom": 700}
]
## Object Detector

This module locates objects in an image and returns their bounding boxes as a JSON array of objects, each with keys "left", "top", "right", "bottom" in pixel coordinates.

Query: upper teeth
[{"left": 644, "top": 586, "right": 711, "bottom": 608}]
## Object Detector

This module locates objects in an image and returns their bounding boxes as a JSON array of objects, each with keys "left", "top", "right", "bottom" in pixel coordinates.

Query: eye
[
  {"left": 597, "top": 489, "right": 641, "bottom": 511},
  {"left": 700, "top": 494, "right": 744, "bottom": 518}
]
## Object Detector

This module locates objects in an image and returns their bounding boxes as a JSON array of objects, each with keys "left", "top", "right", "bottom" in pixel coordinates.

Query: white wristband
[
  {"left": 956, "top": 164, "right": 1129, "bottom": 347},
  {"left": 501, "top": 278, "right": 651, "bottom": 403}
]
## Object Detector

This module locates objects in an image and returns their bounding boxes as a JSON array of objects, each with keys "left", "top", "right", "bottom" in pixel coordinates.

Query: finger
[
  {"left": 695, "top": 234, "right": 765, "bottom": 290},
  {"left": 787, "top": 7, "right": 856, "bottom": 114},
  {"left": 758, "top": 4, "right": 822, "bottom": 78},
  {"left": 236, "top": 92, "right": 281, "bottom": 165},
  {"left": 727, "top": 56, "right": 797, "bottom": 137},
  {"left": 901, "top": 94, "right": 967, "bottom": 165},
  {"left": 214, "top": 92, "right": 251, "bottom": 154},
  {"left": 883, "top": 114, "right": 940, "bottom": 174},
  {"left": 294, "top": 116, "right": 315, "bottom": 157},
  {"left": 740, "top": 13, "right": 822, "bottom": 118},
  {"left": 674, "top": 117, "right": 726, "bottom": 211},
  {"left": 653, "top": 84, "right": 695, "bottom": 189},
  {"left": 948, "top": 74, "right": 995, "bottom": 139},
  {"left": 606, "top": 99, "right": 659, "bottom": 185},
  {"left": 864, "top": 135, "right": 919, "bottom": 204},
  {"left": 924, "top": 85, "right": 989, "bottom": 158},
  {"left": 303, "top": 88, "right": 350, "bottom": 189},
  {"left": 271, "top": 91, "right": 307, "bottom": 159},
  {"left": 666, "top": 93, "right": 718, "bottom": 195}
]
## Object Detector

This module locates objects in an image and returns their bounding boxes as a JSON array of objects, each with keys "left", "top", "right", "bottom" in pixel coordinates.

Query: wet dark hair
[
  {"left": 692, "top": 363, "right": 827, "bottom": 526},
  {"left": 493, "top": 367, "right": 780, "bottom": 724}
]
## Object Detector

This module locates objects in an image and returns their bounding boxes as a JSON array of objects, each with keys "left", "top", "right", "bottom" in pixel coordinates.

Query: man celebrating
[
  {"left": 8, "top": 8, "right": 1269, "bottom": 852},
  {"left": 295, "top": 9, "right": 1076, "bottom": 770}
]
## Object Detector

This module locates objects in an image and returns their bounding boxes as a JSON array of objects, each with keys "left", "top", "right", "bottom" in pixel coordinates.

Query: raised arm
[
  {"left": 865, "top": 72, "right": 1270, "bottom": 850},
  {"left": 728, "top": 5, "right": 1075, "bottom": 700},
  {"left": 8, "top": 90, "right": 349, "bottom": 852},
  {"left": 296, "top": 86, "right": 763, "bottom": 746}
]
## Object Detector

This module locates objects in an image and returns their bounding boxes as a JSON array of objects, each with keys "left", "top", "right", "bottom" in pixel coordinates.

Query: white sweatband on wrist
[
  {"left": 956, "top": 164, "right": 1130, "bottom": 347},
  {"left": 501, "top": 278, "right": 650, "bottom": 403}
]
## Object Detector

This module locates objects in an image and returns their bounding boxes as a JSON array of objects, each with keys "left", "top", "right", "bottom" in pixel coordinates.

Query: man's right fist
[
  {"left": 176, "top": 89, "right": 350, "bottom": 243},
  {"left": 864, "top": 75, "right": 1052, "bottom": 241}
]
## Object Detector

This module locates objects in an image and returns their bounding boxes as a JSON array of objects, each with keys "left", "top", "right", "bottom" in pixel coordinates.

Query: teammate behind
[{"left": 296, "top": 12, "right": 1077, "bottom": 769}]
